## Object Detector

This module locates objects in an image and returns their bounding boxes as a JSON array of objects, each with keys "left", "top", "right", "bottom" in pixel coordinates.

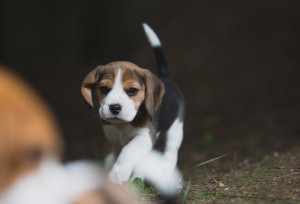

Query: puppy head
[
  {"left": 81, "top": 61, "right": 165, "bottom": 123},
  {"left": 0, "top": 67, "right": 62, "bottom": 190}
]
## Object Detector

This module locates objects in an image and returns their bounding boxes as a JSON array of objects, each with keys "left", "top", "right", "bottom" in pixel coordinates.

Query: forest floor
[
  {"left": 180, "top": 147, "right": 299, "bottom": 204},
  {"left": 140, "top": 146, "right": 300, "bottom": 204}
]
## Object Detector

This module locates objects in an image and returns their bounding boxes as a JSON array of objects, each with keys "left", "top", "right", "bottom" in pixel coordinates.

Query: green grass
[
  {"left": 200, "top": 115, "right": 222, "bottom": 149},
  {"left": 195, "top": 153, "right": 229, "bottom": 167},
  {"left": 201, "top": 132, "right": 216, "bottom": 149},
  {"left": 195, "top": 192, "right": 221, "bottom": 199},
  {"left": 182, "top": 179, "right": 192, "bottom": 202},
  {"left": 131, "top": 177, "right": 156, "bottom": 196}
]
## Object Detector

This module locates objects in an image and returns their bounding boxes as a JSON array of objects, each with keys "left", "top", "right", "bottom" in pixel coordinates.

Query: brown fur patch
[
  {"left": 74, "top": 179, "right": 139, "bottom": 204},
  {"left": 95, "top": 67, "right": 118, "bottom": 107},
  {"left": 0, "top": 67, "right": 62, "bottom": 191},
  {"left": 74, "top": 189, "right": 106, "bottom": 204},
  {"left": 81, "top": 61, "right": 165, "bottom": 122},
  {"left": 122, "top": 69, "right": 145, "bottom": 111},
  {"left": 135, "top": 67, "right": 165, "bottom": 119}
]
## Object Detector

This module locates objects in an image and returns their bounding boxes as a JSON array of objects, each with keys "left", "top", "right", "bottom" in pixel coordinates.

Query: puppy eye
[
  {"left": 100, "top": 86, "right": 110, "bottom": 95},
  {"left": 127, "top": 88, "right": 139, "bottom": 96}
]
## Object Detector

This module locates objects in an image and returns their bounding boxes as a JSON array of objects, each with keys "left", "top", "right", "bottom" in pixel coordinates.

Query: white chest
[{"left": 103, "top": 124, "right": 148, "bottom": 146}]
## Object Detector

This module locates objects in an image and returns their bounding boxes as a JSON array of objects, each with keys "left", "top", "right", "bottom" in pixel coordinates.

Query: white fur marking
[
  {"left": 99, "top": 69, "right": 137, "bottom": 122},
  {"left": 132, "top": 150, "right": 182, "bottom": 197},
  {"left": 142, "top": 23, "right": 161, "bottom": 47},
  {"left": 0, "top": 160, "right": 102, "bottom": 204},
  {"left": 109, "top": 127, "right": 153, "bottom": 184},
  {"left": 131, "top": 118, "right": 184, "bottom": 197},
  {"left": 164, "top": 118, "right": 184, "bottom": 170}
]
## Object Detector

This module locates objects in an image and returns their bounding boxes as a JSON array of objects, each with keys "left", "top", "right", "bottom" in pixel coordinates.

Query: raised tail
[{"left": 142, "top": 23, "right": 171, "bottom": 79}]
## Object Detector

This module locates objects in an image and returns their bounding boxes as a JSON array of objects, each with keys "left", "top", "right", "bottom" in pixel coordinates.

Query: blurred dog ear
[
  {"left": 0, "top": 67, "right": 62, "bottom": 190},
  {"left": 81, "top": 67, "right": 102, "bottom": 107},
  {"left": 141, "top": 69, "right": 165, "bottom": 120}
]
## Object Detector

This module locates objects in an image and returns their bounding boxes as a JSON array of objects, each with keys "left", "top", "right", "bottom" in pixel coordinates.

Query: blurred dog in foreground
[
  {"left": 0, "top": 67, "right": 61, "bottom": 190},
  {"left": 0, "top": 67, "right": 138, "bottom": 204},
  {"left": 81, "top": 23, "right": 184, "bottom": 196}
]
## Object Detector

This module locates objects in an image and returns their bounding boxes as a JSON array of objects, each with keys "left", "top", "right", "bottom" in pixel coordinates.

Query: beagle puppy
[
  {"left": 0, "top": 67, "right": 62, "bottom": 191},
  {"left": 81, "top": 23, "right": 184, "bottom": 195},
  {"left": 0, "top": 67, "right": 138, "bottom": 204}
]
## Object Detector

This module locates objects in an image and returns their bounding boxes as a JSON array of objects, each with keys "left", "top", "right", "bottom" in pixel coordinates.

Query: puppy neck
[{"left": 102, "top": 123, "right": 150, "bottom": 146}]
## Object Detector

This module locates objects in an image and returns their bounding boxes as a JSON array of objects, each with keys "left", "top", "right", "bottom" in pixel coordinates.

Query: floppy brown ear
[
  {"left": 81, "top": 68, "right": 100, "bottom": 107},
  {"left": 142, "top": 69, "right": 165, "bottom": 120}
]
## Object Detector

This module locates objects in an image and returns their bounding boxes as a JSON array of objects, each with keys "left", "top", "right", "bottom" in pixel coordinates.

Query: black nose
[{"left": 109, "top": 104, "right": 122, "bottom": 115}]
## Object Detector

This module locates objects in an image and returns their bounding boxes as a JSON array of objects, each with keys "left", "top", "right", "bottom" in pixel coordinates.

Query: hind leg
[
  {"left": 132, "top": 118, "right": 183, "bottom": 194},
  {"left": 164, "top": 118, "right": 184, "bottom": 171}
]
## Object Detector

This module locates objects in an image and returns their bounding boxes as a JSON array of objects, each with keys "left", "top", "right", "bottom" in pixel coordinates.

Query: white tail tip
[{"left": 142, "top": 23, "right": 161, "bottom": 47}]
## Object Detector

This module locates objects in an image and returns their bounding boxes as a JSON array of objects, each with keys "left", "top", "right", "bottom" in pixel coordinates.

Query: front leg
[{"left": 109, "top": 128, "right": 153, "bottom": 184}]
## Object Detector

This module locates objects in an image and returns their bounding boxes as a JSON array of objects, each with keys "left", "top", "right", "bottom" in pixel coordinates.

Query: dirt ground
[
  {"left": 179, "top": 147, "right": 300, "bottom": 203},
  {"left": 141, "top": 147, "right": 299, "bottom": 204}
]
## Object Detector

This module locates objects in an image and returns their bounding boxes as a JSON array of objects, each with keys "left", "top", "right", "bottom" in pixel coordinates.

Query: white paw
[
  {"left": 109, "top": 163, "right": 133, "bottom": 184},
  {"left": 132, "top": 150, "right": 182, "bottom": 197}
]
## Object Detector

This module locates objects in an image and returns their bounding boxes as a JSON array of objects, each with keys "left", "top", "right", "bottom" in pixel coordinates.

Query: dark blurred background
[{"left": 1, "top": 0, "right": 299, "bottom": 168}]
